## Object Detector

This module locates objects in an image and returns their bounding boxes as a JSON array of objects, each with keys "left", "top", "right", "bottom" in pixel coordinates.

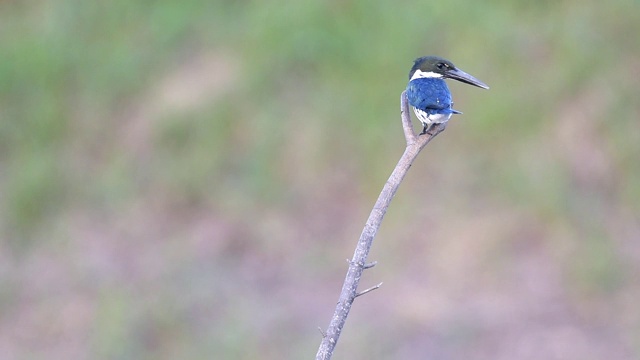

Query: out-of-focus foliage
[{"left": 1, "top": 0, "right": 639, "bottom": 359}]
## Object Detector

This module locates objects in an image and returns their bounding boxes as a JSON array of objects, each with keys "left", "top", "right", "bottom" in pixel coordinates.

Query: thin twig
[
  {"left": 355, "top": 282, "right": 383, "bottom": 298},
  {"left": 315, "top": 91, "right": 445, "bottom": 360}
]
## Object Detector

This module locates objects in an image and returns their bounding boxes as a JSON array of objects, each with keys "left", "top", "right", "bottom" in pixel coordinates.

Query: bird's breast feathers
[{"left": 406, "top": 78, "right": 453, "bottom": 111}]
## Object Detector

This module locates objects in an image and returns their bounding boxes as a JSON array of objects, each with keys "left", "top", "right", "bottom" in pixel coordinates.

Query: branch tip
[{"left": 400, "top": 91, "right": 418, "bottom": 144}]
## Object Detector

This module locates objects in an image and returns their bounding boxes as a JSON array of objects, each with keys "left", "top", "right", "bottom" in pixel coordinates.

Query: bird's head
[{"left": 409, "top": 56, "right": 489, "bottom": 89}]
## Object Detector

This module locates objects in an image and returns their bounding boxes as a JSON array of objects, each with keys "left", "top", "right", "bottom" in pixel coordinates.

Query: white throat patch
[{"left": 410, "top": 69, "right": 443, "bottom": 81}]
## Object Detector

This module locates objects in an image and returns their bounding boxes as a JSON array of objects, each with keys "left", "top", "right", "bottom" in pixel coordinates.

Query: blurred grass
[{"left": 1, "top": 0, "right": 640, "bottom": 359}]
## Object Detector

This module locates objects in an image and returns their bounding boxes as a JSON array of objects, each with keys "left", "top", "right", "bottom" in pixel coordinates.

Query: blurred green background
[{"left": 1, "top": 0, "right": 639, "bottom": 359}]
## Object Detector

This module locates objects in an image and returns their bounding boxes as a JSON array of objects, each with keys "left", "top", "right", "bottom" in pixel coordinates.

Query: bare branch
[{"left": 315, "top": 91, "right": 445, "bottom": 360}]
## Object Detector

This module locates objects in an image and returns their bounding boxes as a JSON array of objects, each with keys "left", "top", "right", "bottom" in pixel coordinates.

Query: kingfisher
[{"left": 406, "top": 56, "right": 489, "bottom": 135}]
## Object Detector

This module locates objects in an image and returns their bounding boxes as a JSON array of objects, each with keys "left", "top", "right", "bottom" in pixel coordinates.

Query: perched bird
[{"left": 406, "top": 56, "right": 489, "bottom": 135}]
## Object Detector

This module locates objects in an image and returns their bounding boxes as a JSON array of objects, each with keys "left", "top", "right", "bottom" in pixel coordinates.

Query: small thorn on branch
[
  {"left": 363, "top": 261, "right": 377, "bottom": 269},
  {"left": 318, "top": 327, "right": 327, "bottom": 338},
  {"left": 355, "top": 282, "right": 383, "bottom": 298},
  {"left": 346, "top": 259, "right": 378, "bottom": 269}
]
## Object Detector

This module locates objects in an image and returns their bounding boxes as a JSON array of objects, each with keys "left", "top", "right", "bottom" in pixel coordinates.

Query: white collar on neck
[{"left": 410, "top": 69, "right": 443, "bottom": 81}]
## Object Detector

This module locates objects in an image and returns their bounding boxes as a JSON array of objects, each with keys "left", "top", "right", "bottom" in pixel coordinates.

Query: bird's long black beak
[{"left": 447, "top": 68, "right": 489, "bottom": 89}]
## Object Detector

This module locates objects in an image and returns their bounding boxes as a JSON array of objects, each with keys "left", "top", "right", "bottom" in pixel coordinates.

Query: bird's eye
[{"left": 437, "top": 63, "right": 444, "bottom": 69}]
